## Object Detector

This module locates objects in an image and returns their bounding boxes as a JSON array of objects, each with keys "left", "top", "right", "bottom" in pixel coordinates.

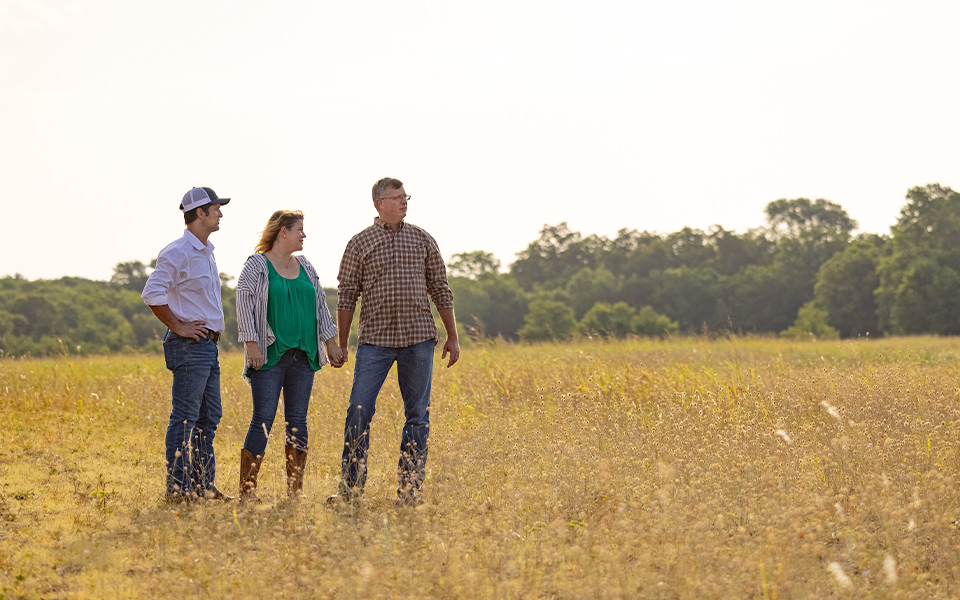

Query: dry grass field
[{"left": 1, "top": 336, "right": 958, "bottom": 599}]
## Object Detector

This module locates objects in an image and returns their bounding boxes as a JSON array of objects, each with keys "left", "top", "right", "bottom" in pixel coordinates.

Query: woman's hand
[
  {"left": 325, "top": 338, "right": 345, "bottom": 368},
  {"left": 245, "top": 341, "right": 265, "bottom": 369}
]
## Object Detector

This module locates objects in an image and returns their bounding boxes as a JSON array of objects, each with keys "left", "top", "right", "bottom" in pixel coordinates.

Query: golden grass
[{"left": 1, "top": 336, "right": 958, "bottom": 598}]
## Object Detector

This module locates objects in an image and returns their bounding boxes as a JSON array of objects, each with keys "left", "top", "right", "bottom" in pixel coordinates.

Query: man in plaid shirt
[{"left": 330, "top": 177, "right": 460, "bottom": 505}]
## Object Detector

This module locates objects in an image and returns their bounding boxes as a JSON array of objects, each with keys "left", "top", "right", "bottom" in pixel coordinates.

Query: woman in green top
[{"left": 236, "top": 210, "right": 344, "bottom": 501}]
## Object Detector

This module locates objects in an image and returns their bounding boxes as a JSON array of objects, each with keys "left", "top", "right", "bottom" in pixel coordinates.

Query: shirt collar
[
  {"left": 374, "top": 217, "right": 404, "bottom": 231},
  {"left": 183, "top": 229, "right": 214, "bottom": 252}
]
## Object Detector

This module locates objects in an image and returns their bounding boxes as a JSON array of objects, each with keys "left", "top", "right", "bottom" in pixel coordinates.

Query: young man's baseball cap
[{"left": 180, "top": 187, "right": 231, "bottom": 212}]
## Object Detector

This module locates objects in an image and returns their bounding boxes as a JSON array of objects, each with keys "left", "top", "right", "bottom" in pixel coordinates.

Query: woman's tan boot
[
  {"left": 285, "top": 445, "right": 307, "bottom": 498},
  {"left": 239, "top": 448, "right": 264, "bottom": 502}
]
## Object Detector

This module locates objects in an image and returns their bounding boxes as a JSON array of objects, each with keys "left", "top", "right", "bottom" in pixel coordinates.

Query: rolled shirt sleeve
[
  {"left": 141, "top": 249, "right": 179, "bottom": 306},
  {"left": 424, "top": 231, "right": 454, "bottom": 311}
]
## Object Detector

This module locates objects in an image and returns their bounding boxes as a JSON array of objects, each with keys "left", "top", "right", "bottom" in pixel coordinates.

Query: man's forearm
[
  {"left": 149, "top": 305, "right": 182, "bottom": 331},
  {"left": 337, "top": 309, "right": 355, "bottom": 347},
  {"left": 438, "top": 307, "right": 458, "bottom": 341},
  {"left": 149, "top": 305, "right": 208, "bottom": 341}
]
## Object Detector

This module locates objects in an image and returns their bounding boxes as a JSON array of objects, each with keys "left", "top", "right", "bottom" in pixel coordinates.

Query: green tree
[
  {"left": 617, "top": 273, "right": 655, "bottom": 311},
  {"left": 875, "top": 184, "right": 960, "bottom": 335},
  {"left": 448, "top": 274, "right": 528, "bottom": 340},
  {"left": 510, "top": 223, "right": 606, "bottom": 291},
  {"left": 565, "top": 267, "right": 618, "bottom": 319},
  {"left": 707, "top": 226, "right": 775, "bottom": 276},
  {"left": 10, "top": 294, "right": 64, "bottom": 338},
  {"left": 518, "top": 298, "right": 577, "bottom": 342},
  {"left": 723, "top": 197, "right": 858, "bottom": 334},
  {"left": 887, "top": 258, "right": 960, "bottom": 335},
  {"left": 131, "top": 312, "right": 166, "bottom": 348},
  {"left": 664, "top": 227, "right": 716, "bottom": 269},
  {"left": 765, "top": 198, "right": 857, "bottom": 241},
  {"left": 618, "top": 231, "right": 673, "bottom": 277},
  {"left": 579, "top": 302, "right": 636, "bottom": 338},
  {"left": 781, "top": 301, "right": 840, "bottom": 339},
  {"left": 448, "top": 251, "right": 501, "bottom": 279},
  {"left": 649, "top": 266, "right": 723, "bottom": 332},
  {"left": 478, "top": 275, "right": 528, "bottom": 339},
  {"left": 632, "top": 306, "right": 679, "bottom": 338},
  {"left": 813, "top": 236, "right": 885, "bottom": 337},
  {"left": 724, "top": 264, "right": 795, "bottom": 333},
  {"left": 889, "top": 183, "right": 960, "bottom": 270},
  {"left": 110, "top": 260, "right": 151, "bottom": 292}
]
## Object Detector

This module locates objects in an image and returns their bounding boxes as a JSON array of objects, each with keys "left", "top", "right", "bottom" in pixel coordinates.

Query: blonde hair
[{"left": 254, "top": 210, "right": 304, "bottom": 254}]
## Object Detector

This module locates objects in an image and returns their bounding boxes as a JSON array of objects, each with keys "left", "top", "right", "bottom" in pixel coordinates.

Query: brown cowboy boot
[
  {"left": 285, "top": 445, "right": 307, "bottom": 498},
  {"left": 239, "top": 448, "right": 264, "bottom": 502}
]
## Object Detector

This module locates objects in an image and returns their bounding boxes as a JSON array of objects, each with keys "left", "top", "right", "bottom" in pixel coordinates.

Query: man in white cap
[{"left": 142, "top": 187, "right": 233, "bottom": 502}]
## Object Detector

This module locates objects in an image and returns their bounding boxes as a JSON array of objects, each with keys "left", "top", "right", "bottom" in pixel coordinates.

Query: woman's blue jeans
[
  {"left": 243, "top": 348, "right": 316, "bottom": 457},
  {"left": 163, "top": 331, "right": 222, "bottom": 497},
  {"left": 340, "top": 340, "right": 434, "bottom": 496}
]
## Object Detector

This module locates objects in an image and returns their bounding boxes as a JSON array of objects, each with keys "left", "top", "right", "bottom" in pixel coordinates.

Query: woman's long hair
[{"left": 254, "top": 210, "right": 304, "bottom": 254}]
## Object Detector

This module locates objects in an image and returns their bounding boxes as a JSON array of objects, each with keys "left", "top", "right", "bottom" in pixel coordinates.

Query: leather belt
[{"left": 204, "top": 329, "right": 221, "bottom": 343}]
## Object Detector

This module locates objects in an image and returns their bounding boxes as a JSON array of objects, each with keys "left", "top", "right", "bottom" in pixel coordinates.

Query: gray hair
[{"left": 372, "top": 177, "right": 404, "bottom": 207}]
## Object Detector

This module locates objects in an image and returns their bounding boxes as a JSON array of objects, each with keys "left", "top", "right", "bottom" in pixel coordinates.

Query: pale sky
[{"left": 2, "top": 0, "right": 958, "bottom": 285}]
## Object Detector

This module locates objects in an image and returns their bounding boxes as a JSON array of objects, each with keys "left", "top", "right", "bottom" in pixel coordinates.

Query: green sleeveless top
[{"left": 262, "top": 256, "right": 321, "bottom": 372}]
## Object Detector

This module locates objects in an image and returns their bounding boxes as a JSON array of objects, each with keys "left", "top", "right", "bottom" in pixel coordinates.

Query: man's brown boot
[
  {"left": 285, "top": 445, "right": 307, "bottom": 499},
  {"left": 239, "top": 448, "right": 264, "bottom": 502}
]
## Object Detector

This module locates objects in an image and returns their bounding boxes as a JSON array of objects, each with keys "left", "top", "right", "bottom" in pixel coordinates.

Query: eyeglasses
[{"left": 379, "top": 194, "right": 411, "bottom": 202}]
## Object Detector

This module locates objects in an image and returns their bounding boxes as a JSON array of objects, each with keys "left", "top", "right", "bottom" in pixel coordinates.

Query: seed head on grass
[
  {"left": 883, "top": 554, "right": 898, "bottom": 585},
  {"left": 820, "top": 401, "right": 842, "bottom": 423},
  {"left": 827, "top": 562, "right": 853, "bottom": 589}
]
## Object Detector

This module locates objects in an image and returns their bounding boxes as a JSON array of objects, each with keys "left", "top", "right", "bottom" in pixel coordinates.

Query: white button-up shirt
[{"left": 142, "top": 230, "right": 225, "bottom": 333}]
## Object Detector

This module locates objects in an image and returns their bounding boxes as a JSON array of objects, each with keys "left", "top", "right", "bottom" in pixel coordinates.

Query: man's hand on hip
[
  {"left": 148, "top": 305, "right": 208, "bottom": 342},
  {"left": 173, "top": 319, "right": 209, "bottom": 342}
]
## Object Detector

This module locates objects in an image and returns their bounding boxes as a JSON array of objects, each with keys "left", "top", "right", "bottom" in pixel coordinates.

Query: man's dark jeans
[
  {"left": 163, "top": 331, "right": 222, "bottom": 497},
  {"left": 340, "top": 340, "right": 434, "bottom": 497}
]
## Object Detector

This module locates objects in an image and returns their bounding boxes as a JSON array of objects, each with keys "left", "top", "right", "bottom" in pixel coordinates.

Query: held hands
[
  {"left": 441, "top": 337, "right": 460, "bottom": 368},
  {"left": 326, "top": 339, "right": 347, "bottom": 368}
]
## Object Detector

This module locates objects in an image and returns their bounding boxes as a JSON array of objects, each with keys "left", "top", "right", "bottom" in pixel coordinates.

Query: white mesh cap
[{"left": 180, "top": 187, "right": 231, "bottom": 212}]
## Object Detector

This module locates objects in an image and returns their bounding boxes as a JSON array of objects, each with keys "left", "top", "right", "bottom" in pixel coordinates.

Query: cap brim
[{"left": 179, "top": 198, "right": 230, "bottom": 211}]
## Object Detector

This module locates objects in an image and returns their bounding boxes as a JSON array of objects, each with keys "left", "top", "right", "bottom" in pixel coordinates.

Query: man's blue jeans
[
  {"left": 340, "top": 339, "right": 434, "bottom": 497},
  {"left": 243, "top": 348, "right": 316, "bottom": 457},
  {"left": 163, "top": 331, "right": 222, "bottom": 497}
]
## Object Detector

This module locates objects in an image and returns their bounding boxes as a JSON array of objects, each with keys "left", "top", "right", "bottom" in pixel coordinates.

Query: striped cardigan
[{"left": 236, "top": 254, "right": 338, "bottom": 382}]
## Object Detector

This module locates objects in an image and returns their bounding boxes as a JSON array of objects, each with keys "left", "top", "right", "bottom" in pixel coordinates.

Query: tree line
[
  {"left": 0, "top": 259, "right": 339, "bottom": 357},
  {"left": 447, "top": 183, "right": 960, "bottom": 341},
  {"left": 0, "top": 183, "right": 956, "bottom": 356}
]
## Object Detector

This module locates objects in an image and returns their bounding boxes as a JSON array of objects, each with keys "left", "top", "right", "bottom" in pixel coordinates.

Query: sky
[{"left": 2, "top": 0, "right": 959, "bottom": 285}]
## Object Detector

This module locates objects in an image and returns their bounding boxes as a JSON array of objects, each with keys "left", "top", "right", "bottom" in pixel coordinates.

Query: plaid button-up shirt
[{"left": 337, "top": 218, "right": 454, "bottom": 348}]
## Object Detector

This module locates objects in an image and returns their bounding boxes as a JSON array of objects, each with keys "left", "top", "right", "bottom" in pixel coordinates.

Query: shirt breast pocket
[{"left": 407, "top": 240, "right": 427, "bottom": 274}]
